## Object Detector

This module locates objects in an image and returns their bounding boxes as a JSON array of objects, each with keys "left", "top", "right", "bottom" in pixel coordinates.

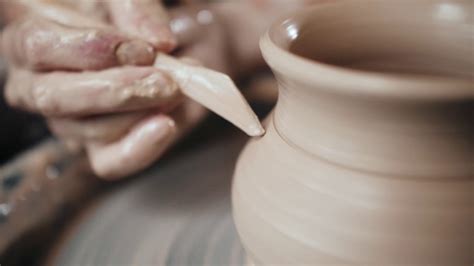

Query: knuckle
[
  {"left": 119, "top": 72, "right": 181, "bottom": 104},
  {"left": 4, "top": 18, "right": 52, "bottom": 68},
  {"left": 32, "top": 83, "right": 56, "bottom": 114},
  {"left": 22, "top": 24, "right": 50, "bottom": 68},
  {"left": 82, "top": 29, "right": 121, "bottom": 56}
]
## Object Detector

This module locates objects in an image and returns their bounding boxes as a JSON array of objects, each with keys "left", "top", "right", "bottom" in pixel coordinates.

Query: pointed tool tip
[{"left": 245, "top": 123, "right": 266, "bottom": 137}]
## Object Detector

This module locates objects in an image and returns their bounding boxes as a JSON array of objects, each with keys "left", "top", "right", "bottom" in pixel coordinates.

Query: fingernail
[
  {"left": 149, "top": 115, "right": 177, "bottom": 144},
  {"left": 139, "top": 22, "right": 177, "bottom": 52},
  {"left": 116, "top": 40, "right": 155, "bottom": 65}
]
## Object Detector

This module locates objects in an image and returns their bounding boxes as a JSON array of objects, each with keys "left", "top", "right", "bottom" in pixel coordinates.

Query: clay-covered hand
[{"left": 0, "top": 0, "right": 200, "bottom": 179}]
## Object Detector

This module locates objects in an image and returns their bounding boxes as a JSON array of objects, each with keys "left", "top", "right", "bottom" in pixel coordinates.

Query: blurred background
[
  {"left": 0, "top": 56, "right": 51, "bottom": 164},
  {"left": 0, "top": 32, "right": 278, "bottom": 266}
]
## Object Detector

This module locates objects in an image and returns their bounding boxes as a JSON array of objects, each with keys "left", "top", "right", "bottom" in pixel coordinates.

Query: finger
[
  {"left": 86, "top": 113, "right": 176, "bottom": 179},
  {"left": 0, "top": 1, "right": 29, "bottom": 23},
  {"left": 48, "top": 111, "right": 149, "bottom": 143},
  {"left": 106, "top": 0, "right": 177, "bottom": 52},
  {"left": 30, "top": 0, "right": 109, "bottom": 24},
  {"left": 19, "top": 0, "right": 109, "bottom": 29},
  {"left": 0, "top": 16, "right": 155, "bottom": 70},
  {"left": 5, "top": 66, "right": 181, "bottom": 117},
  {"left": 86, "top": 99, "right": 207, "bottom": 179}
]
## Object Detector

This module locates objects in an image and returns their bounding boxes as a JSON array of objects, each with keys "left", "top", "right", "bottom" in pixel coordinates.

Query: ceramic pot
[{"left": 232, "top": 1, "right": 473, "bottom": 265}]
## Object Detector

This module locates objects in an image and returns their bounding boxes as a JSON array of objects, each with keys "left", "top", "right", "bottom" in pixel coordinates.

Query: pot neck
[{"left": 272, "top": 73, "right": 473, "bottom": 178}]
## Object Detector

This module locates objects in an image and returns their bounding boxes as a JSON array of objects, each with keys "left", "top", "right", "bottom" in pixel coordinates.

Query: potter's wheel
[{"left": 49, "top": 134, "right": 247, "bottom": 266}]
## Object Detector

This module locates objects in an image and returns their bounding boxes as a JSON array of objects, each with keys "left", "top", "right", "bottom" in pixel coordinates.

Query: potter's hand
[
  {"left": 0, "top": 0, "right": 176, "bottom": 65},
  {"left": 0, "top": 0, "right": 202, "bottom": 179}
]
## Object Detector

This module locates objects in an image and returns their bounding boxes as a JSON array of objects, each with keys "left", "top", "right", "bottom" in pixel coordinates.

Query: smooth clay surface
[{"left": 232, "top": 1, "right": 473, "bottom": 265}]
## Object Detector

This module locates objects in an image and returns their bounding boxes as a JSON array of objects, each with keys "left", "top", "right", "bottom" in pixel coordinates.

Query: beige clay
[{"left": 233, "top": 0, "right": 473, "bottom": 265}]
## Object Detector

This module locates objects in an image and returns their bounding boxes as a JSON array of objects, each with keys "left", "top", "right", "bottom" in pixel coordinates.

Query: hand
[
  {"left": 1, "top": 0, "right": 312, "bottom": 179},
  {"left": 0, "top": 0, "right": 198, "bottom": 179},
  {"left": 169, "top": 0, "right": 313, "bottom": 78}
]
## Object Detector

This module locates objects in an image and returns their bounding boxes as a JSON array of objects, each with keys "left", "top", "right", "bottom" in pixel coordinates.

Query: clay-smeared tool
[{"left": 154, "top": 53, "right": 265, "bottom": 137}]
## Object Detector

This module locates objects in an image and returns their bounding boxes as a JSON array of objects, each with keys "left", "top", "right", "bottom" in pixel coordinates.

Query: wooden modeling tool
[{"left": 154, "top": 54, "right": 265, "bottom": 137}]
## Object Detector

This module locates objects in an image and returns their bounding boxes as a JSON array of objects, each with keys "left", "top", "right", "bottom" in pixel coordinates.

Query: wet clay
[
  {"left": 154, "top": 54, "right": 264, "bottom": 137},
  {"left": 233, "top": 1, "right": 473, "bottom": 265}
]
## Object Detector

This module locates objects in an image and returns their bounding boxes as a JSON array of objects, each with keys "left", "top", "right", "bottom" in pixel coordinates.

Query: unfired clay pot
[{"left": 232, "top": 1, "right": 473, "bottom": 265}]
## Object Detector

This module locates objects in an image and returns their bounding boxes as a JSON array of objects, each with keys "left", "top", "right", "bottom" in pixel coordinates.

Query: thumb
[{"left": 106, "top": 0, "right": 177, "bottom": 52}]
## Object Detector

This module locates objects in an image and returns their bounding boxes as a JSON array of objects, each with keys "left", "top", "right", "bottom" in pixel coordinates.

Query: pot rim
[{"left": 259, "top": 1, "right": 473, "bottom": 101}]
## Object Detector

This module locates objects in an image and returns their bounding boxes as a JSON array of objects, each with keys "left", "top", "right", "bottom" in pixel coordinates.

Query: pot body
[
  {"left": 232, "top": 1, "right": 473, "bottom": 265},
  {"left": 233, "top": 99, "right": 473, "bottom": 265}
]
